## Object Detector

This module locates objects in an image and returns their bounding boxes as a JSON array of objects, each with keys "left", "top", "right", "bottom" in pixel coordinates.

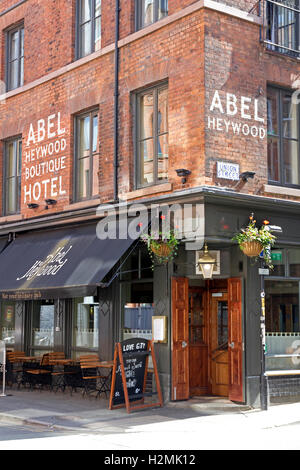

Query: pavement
[{"left": 0, "top": 386, "right": 300, "bottom": 435}]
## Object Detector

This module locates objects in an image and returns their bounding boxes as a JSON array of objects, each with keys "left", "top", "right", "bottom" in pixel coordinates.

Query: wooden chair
[
  {"left": 6, "top": 351, "right": 25, "bottom": 362},
  {"left": 48, "top": 352, "right": 65, "bottom": 365},
  {"left": 79, "top": 355, "right": 109, "bottom": 398}
]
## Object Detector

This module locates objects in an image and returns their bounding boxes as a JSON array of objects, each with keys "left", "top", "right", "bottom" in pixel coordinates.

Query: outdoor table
[{"left": 49, "top": 359, "right": 79, "bottom": 392}]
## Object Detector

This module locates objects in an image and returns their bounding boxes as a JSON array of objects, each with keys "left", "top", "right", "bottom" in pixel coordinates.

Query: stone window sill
[
  {"left": 0, "top": 214, "right": 24, "bottom": 224},
  {"left": 122, "top": 183, "right": 173, "bottom": 200},
  {"left": 64, "top": 198, "right": 101, "bottom": 211}
]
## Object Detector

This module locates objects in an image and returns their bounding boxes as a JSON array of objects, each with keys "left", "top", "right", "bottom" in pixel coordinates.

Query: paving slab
[{"left": 0, "top": 388, "right": 299, "bottom": 434}]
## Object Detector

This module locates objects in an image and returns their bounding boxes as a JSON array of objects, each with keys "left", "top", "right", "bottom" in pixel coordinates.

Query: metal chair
[
  {"left": 24, "top": 354, "right": 53, "bottom": 390},
  {"left": 6, "top": 351, "right": 25, "bottom": 388}
]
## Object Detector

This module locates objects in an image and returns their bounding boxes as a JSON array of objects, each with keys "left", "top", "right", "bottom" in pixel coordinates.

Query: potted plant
[
  {"left": 232, "top": 215, "right": 277, "bottom": 267},
  {"left": 141, "top": 229, "right": 180, "bottom": 267}
]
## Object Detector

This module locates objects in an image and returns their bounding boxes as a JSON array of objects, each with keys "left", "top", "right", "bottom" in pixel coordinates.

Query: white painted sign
[
  {"left": 217, "top": 161, "right": 240, "bottom": 180},
  {"left": 24, "top": 112, "right": 67, "bottom": 204},
  {"left": 16, "top": 244, "right": 72, "bottom": 282},
  {"left": 208, "top": 90, "right": 266, "bottom": 140}
]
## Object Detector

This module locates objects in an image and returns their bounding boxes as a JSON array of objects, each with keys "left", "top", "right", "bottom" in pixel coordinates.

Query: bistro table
[{"left": 49, "top": 359, "right": 80, "bottom": 392}]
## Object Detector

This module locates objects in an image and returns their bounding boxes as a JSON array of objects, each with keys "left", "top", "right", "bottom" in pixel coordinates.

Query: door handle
[
  {"left": 182, "top": 341, "right": 188, "bottom": 349},
  {"left": 229, "top": 342, "right": 235, "bottom": 349}
]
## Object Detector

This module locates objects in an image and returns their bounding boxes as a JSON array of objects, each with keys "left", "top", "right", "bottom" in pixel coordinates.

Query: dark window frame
[
  {"left": 76, "top": 0, "right": 101, "bottom": 59},
  {"left": 74, "top": 108, "right": 99, "bottom": 202},
  {"left": 267, "top": 85, "right": 300, "bottom": 189},
  {"left": 6, "top": 23, "right": 24, "bottom": 92},
  {"left": 3, "top": 136, "right": 22, "bottom": 216},
  {"left": 135, "top": 82, "right": 169, "bottom": 189},
  {"left": 135, "top": 0, "right": 168, "bottom": 31},
  {"left": 264, "top": 0, "right": 300, "bottom": 59}
]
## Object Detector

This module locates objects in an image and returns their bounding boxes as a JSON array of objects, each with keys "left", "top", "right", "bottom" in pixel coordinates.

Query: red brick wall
[
  {"left": 0, "top": 0, "right": 298, "bottom": 224},
  {"left": 0, "top": 0, "right": 75, "bottom": 85},
  {"left": 0, "top": 49, "right": 115, "bottom": 219},
  {"left": 0, "top": 0, "right": 260, "bottom": 86},
  {"left": 204, "top": 9, "right": 300, "bottom": 199},
  {"left": 117, "top": 9, "right": 206, "bottom": 197}
]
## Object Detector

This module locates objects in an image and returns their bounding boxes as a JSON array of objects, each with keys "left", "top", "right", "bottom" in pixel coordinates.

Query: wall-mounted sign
[
  {"left": 271, "top": 251, "right": 282, "bottom": 262},
  {"left": 259, "top": 268, "right": 270, "bottom": 276},
  {"left": 24, "top": 112, "right": 68, "bottom": 205},
  {"left": 217, "top": 162, "right": 240, "bottom": 181},
  {"left": 207, "top": 90, "right": 266, "bottom": 140}
]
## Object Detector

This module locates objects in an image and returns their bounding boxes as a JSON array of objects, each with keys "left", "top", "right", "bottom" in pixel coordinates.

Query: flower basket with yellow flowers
[{"left": 232, "top": 215, "right": 277, "bottom": 268}]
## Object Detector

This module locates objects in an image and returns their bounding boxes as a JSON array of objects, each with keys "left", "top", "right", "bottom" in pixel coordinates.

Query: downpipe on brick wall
[{"left": 113, "top": 0, "right": 120, "bottom": 203}]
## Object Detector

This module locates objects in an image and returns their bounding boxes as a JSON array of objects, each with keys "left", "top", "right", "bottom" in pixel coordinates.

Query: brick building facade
[{"left": 0, "top": 0, "right": 299, "bottom": 407}]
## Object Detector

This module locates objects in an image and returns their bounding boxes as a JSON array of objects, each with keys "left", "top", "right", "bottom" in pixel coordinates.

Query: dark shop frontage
[{"left": 1, "top": 188, "right": 300, "bottom": 407}]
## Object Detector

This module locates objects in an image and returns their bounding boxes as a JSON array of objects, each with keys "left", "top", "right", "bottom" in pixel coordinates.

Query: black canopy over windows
[{"left": 0, "top": 222, "right": 141, "bottom": 300}]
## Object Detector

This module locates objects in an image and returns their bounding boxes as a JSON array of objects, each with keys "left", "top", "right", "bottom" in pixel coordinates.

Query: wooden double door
[{"left": 172, "top": 277, "right": 243, "bottom": 402}]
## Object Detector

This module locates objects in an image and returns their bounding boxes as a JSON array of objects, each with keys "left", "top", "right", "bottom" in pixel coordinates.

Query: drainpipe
[{"left": 113, "top": 0, "right": 120, "bottom": 203}]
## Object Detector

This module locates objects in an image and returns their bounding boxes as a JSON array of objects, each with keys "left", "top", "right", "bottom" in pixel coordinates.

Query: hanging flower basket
[
  {"left": 141, "top": 229, "right": 180, "bottom": 268},
  {"left": 240, "top": 240, "right": 263, "bottom": 258},
  {"left": 150, "top": 241, "right": 173, "bottom": 259},
  {"left": 232, "top": 215, "right": 277, "bottom": 267}
]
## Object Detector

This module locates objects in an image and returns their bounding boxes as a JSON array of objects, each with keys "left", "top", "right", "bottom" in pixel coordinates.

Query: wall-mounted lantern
[{"left": 197, "top": 243, "right": 216, "bottom": 279}]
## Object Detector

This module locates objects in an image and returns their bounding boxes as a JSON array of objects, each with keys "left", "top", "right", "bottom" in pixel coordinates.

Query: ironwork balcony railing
[{"left": 259, "top": 0, "right": 300, "bottom": 59}]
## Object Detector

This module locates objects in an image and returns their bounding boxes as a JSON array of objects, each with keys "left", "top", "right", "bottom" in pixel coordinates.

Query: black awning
[{"left": 0, "top": 221, "right": 140, "bottom": 300}]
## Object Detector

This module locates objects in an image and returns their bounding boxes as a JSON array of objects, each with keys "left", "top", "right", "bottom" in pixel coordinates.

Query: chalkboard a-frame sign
[{"left": 109, "top": 338, "right": 163, "bottom": 413}]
